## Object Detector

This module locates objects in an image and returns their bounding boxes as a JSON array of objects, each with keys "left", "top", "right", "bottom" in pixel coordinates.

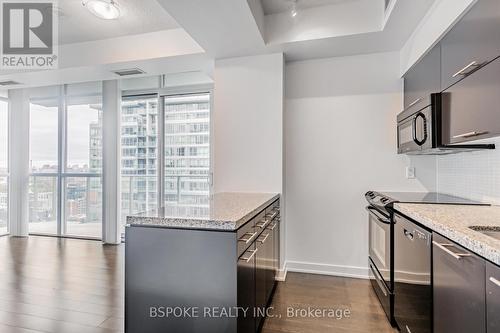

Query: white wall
[
  {"left": 400, "top": 0, "right": 477, "bottom": 75},
  {"left": 214, "top": 53, "right": 285, "bottom": 270},
  {"left": 284, "top": 52, "right": 436, "bottom": 278},
  {"left": 214, "top": 53, "right": 283, "bottom": 194}
]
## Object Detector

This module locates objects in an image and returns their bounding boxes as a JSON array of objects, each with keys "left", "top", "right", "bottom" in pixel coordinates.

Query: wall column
[
  {"left": 102, "top": 80, "right": 121, "bottom": 244},
  {"left": 8, "top": 89, "right": 30, "bottom": 237}
]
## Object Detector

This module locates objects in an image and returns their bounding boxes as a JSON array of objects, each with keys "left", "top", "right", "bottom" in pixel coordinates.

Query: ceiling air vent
[
  {"left": 112, "top": 68, "right": 145, "bottom": 76},
  {"left": 0, "top": 80, "right": 21, "bottom": 86}
]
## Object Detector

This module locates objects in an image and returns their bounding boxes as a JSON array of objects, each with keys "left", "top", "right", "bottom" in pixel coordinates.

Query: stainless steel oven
[
  {"left": 367, "top": 206, "right": 391, "bottom": 284},
  {"left": 366, "top": 204, "right": 395, "bottom": 325}
]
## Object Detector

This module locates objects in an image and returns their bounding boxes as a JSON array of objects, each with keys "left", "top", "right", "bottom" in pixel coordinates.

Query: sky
[{"left": 30, "top": 102, "right": 99, "bottom": 169}]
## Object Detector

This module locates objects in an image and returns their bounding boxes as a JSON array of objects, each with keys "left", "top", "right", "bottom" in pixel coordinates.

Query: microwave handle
[{"left": 412, "top": 112, "right": 428, "bottom": 146}]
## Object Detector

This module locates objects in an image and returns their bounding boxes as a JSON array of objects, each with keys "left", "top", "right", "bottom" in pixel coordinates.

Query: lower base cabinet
[
  {"left": 433, "top": 233, "right": 487, "bottom": 333},
  {"left": 487, "top": 262, "right": 500, "bottom": 333},
  {"left": 237, "top": 243, "right": 256, "bottom": 333},
  {"left": 237, "top": 200, "right": 280, "bottom": 333}
]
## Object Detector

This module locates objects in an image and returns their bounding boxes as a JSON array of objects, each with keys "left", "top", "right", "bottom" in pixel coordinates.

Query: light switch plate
[{"left": 406, "top": 166, "right": 416, "bottom": 179}]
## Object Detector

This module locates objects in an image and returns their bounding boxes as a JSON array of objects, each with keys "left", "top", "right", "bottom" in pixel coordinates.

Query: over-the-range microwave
[{"left": 397, "top": 93, "right": 495, "bottom": 155}]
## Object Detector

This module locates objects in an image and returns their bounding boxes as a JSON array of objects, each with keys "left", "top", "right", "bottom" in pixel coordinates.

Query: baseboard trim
[
  {"left": 285, "top": 260, "right": 369, "bottom": 279},
  {"left": 275, "top": 267, "right": 288, "bottom": 281}
]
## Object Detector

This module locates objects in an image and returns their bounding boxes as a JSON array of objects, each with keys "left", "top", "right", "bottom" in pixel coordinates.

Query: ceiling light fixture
[
  {"left": 82, "top": 0, "right": 120, "bottom": 20},
  {"left": 291, "top": 0, "right": 298, "bottom": 17}
]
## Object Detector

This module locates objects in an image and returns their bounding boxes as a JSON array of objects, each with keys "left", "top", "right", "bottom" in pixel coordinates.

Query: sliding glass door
[{"left": 29, "top": 84, "right": 103, "bottom": 239}]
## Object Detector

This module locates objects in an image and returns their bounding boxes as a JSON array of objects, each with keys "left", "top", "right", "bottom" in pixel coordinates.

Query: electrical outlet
[{"left": 406, "top": 167, "right": 415, "bottom": 179}]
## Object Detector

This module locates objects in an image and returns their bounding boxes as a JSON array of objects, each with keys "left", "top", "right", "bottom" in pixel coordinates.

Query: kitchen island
[{"left": 125, "top": 192, "right": 281, "bottom": 333}]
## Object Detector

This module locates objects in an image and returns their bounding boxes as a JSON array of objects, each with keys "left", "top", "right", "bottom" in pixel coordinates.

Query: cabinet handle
[
  {"left": 404, "top": 229, "right": 414, "bottom": 241},
  {"left": 432, "top": 241, "right": 472, "bottom": 260},
  {"left": 268, "top": 223, "right": 277, "bottom": 231},
  {"left": 239, "top": 231, "right": 257, "bottom": 244},
  {"left": 452, "top": 131, "right": 488, "bottom": 139},
  {"left": 452, "top": 61, "right": 480, "bottom": 78},
  {"left": 490, "top": 277, "right": 500, "bottom": 288},
  {"left": 256, "top": 221, "right": 268, "bottom": 229},
  {"left": 407, "top": 98, "right": 422, "bottom": 108},
  {"left": 257, "top": 233, "right": 269, "bottom": 244},
  {"left": 241, "top": 249, "right": 258, "bottom": 262}
]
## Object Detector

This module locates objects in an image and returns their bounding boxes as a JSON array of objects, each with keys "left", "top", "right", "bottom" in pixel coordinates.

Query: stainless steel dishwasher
[{"left": 393, "top": 213, "right": 432, "bottom": 333}]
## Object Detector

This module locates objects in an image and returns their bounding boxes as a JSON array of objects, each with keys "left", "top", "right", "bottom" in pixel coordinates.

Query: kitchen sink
[{"left": 469, "top": 226, "right": 500, "bottom": 241}]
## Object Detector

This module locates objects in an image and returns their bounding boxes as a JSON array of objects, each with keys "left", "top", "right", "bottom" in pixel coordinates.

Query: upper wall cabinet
[
  {"left": 440, "top": 0, "right": 500, "bottom": 90},
  {"left": 403, "top": 45, "right": 441, "bottom": 112},
  {"left": 441, "top": 56, "right": 500, "bottom": 144}
]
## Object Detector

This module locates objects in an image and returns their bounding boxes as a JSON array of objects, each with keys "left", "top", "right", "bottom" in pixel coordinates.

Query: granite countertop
[
  {"left": 127, "top": 192, "right": 280, "bottom": 231},
  {"left": 394, "top": 203, "right": 500, "bottom": 265}
]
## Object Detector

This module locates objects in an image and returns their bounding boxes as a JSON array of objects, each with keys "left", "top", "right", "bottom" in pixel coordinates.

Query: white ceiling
[
  {"left": 261, "top": 0, "right": 359, "bottom": 15},
  {"left": 57, "top": 0, "right": 179, "bottom": 44}
]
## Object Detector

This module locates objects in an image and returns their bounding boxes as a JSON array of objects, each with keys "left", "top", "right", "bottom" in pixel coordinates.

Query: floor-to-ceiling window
[
  {"left": 0, "top": 98, "right": 8, "bottom": 235},
  {"left": 164, "top": 93, "right": 210, "bottom": 217},
  {"left": 118, "top": 77, "right": 212, "bottom": 235},
  {"left": 120, "top": 95, "right": 158, "bottom": 230},
  {"left": 29, "top": 88, "right": 59, "bottom": 235},
  {"left": 29, "top": 83, "right": 103, "bottom": 239}
]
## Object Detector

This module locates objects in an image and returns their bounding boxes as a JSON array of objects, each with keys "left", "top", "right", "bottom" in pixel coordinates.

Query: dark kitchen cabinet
[
  {"left": 255, "top": 232, "right": 268, "bottom": 330},
  {"left": 126, "top": 197, "right": 280, "bottom": 333},
  {"left": 237, "top": 244, "right": 256, "bottom": 333},
  {"left": 238, "top": 200, "right": 280, "bottom": 333},
  {"left": 441, "top": 55, "right": 500, "bottom": 144},
  {"left": 403, "top": 45, "right": 441, "bottom": 112},
  {"left": 432, "top": 233, "right": 486, "bottom": 333},
  {"left": 440, "top": 0, "right": 500, "bottom": 90},
  {"left": 486, "top": 262, "right": 500, "bottom": 333}
]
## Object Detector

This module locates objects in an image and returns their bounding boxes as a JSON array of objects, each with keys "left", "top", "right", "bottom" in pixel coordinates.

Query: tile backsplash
[{"left": 437, "top": 137, "right": 500, "bottom": 204}]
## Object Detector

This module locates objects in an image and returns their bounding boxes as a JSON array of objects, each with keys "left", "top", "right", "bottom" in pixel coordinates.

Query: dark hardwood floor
[
  {"left": 0, "top": 236, "right": 395, "bottom": 333},
  {"left": 262, "top": 273, "right": 396, "bottom": 333}
]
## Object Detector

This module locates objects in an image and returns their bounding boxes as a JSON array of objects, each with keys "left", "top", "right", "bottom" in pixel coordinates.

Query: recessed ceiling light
[
  {"left": 82, "top": 0, "right": 120, "bottom": 20},
  {"left": 291, "top": 0, "right": 298, "bottom": 17}
]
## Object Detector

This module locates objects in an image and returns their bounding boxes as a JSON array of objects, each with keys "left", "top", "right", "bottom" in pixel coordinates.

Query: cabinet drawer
[
  {"left": 432, "top": 233, "right": 486, "bottom": 333},
  {"left": 486, "top": 262, "right": 500, "bottom": 332},
  {"left": 237, "top": 211, "right": 264, "bottom": 258},
  {"left": 440, "top": 0, "right": 500, "bottom": 89},
  {"left": 441, "top": 55, "right": 500, "bottom": 145}
]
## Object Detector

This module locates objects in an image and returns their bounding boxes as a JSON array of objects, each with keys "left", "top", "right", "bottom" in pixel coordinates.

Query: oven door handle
[{"left": 366, "top": 206, "right": 391, "bottom": 225}]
